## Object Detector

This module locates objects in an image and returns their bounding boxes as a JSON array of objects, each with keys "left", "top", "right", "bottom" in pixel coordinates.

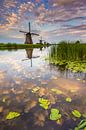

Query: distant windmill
[
  {"left": 39, "top": 36, "right": 45, "bottom": 44},
  {"left": 19, "top": 22, "right": 39, "bottom": 44}
]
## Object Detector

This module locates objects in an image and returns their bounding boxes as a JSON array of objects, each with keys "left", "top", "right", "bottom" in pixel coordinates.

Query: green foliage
[
  {"left": 0, "top": 43, "right": 50, "bottom": 50},
  {"left": 75, "top": 119, "right": 86, "bottom": 130},
  {"left": 38, "top": 98, "right": 50, "bottom": 109},
  {"left": 6, "top": 112, "right": 20, "bottom": 120},
  {"left": 49, "top": 41, "right": 86, "bottom": 72},
  {"left": 50, "top": 108, "right": 62, "bottom": 121},
  {"left": 72, "top": 110, "right": 81, "bottom": 118}
]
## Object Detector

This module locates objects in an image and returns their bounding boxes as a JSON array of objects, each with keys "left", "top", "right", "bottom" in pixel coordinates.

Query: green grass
[
  {"left": 49, "top": 41, "right": 86, "bottom": 73},
  {"left": 0, "top": 43, "right": 50, "bottom": 50}
]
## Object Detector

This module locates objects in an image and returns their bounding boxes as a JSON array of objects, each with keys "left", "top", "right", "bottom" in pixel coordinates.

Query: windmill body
[
  {"left": 20, "top": 22, "right": 39, "bottom": 44},
  {"left": 25, "top": 33, "right": 33, "bottom": 44}
]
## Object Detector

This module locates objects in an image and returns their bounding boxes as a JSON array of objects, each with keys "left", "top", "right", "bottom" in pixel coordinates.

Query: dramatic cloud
[{"left": 0, "top": 0, "right": 86, "bottom": 43}]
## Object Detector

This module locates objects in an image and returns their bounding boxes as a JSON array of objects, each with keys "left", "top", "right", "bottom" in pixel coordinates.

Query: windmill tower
[{"left": 19, "top": 22, "right": 39, "bottom": 44}]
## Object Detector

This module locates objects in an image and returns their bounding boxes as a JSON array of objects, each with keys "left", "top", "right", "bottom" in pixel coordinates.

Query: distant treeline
[
  {"left": 0, "top": 43, "right": 50, "bottom": 50},
  {"left": 49, "top": 41, "right": 86, "bottom": 72}
]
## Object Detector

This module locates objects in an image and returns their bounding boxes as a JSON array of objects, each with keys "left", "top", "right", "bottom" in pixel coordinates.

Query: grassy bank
[
  {"left": 0, "top": 43, "right": 50, "bottom": 50},
  {"left": 49, "top": 41, "right": 86, "bottom": 73}
]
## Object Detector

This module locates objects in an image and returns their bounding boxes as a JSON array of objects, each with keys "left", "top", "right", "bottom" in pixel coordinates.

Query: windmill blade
[
  {"left": 31, "top": 33, "right": 39, "bottom": 36},
  {"left": 22, "top": 56, "right": 40, "bottom": 61},
  {"left": 29, "top": 22, "right": 31, "bottom": 33},
  {"left": 19, "top": 30, "right": 28, "bottom": 33}
]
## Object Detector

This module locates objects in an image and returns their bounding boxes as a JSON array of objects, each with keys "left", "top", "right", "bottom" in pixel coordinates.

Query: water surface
[{"left": 0, "top": 48, "right": 86, "bottom": 130}]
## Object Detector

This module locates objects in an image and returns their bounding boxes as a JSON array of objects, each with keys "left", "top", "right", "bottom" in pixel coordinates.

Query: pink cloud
[
  {"left": 3, "top": 0, "right": 17, "bottom": 8},
  {"left": 35, "top": 0, "right": 41, "bottom": 3}
]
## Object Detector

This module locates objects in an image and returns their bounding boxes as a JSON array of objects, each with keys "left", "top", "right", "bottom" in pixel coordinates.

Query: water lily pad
[
  {"left": 66, "top": 97, "right": 72, "bottom": 102},
  {"left": 51, "top": 108, "right": 59, "bottom": 114},
  {"left": 83, "top": 114, "right": 86, "bottom": 118},
  {"left": 51, "top": 89, "right": 62, "bottom": 95},
  {"left": 56, "top": 118, "right": 63, "bottom": 125},
  {"left": 39, "top": 98, "right": 50, "bottom": 109},
  {"left": 32, "top": 87, "right": 40, "bottom": 93},
  {"left": 82, "top": 80, "right": 85, "bottom": 83},
  {"left": 75, "top": 119, "right": 86, "bottom": 130},
  {"left": 50, "top": 108, "right": 62, "bottom": 121},
  {"left": 2, "top": 98, "right": 6, "bottom": 103},
  {"left": 78, "top": 119, "right": 86, "bottom": 129},
  {"left": 75, "top": 127, "right": 79, "bottom": 130},
  {"left": 84, "top": 127, "right": 86, "bottom": 130},
  {"left": 6, "top": 112, "right": 20, "bottom": 120},
  {"left": 77, "top": 78, "right": 81, "bottom": 81},
  {"left": 72, "top": 110, "right": 81, "bottom": 118}
]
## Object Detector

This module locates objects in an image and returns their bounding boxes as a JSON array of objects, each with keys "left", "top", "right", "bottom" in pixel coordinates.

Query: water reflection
[
  {"left": 22, "top": 48, "right": 40, "bottom": 67},
  {"left": 0, "top": 48, "right": 86, "bottom": 130}
]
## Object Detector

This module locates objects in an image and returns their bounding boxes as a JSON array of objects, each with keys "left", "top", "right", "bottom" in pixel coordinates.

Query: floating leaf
[
  {"left": 75, "top": 119, "right": 86, "bottom": 130},
  {"left": 0, "top": 106, "right": 3, "bottom": 113},
  {"left": 70, "top": 89, "right": 77, "bottom": 93},
  {"left": 39, "top": 98, "right": 50, "bottom": 110},
  {"left": 78, "top": 119, "right": 86, "bottom": 129},
  {"left": 6, "top": 112, "right": 20, "bottom": 120},
  {"left": 2, "top": 98, "right": 6, "bottom": 103},
  {"left": 51, "top": 108, "right": 59, "bottom": 114},
  {"left": 56, "top": 118, "right": 63, "bottom": 125},
  {"left": 72, "top": 110, "right": 81, "bottom": 118},
  {"left": 32, "top": 87, "right": 40, "bottom": 93},
  {"left": 83, "top": 114, "right": 86, "bottom": 118},
  {"left": 50, "top": 108, "right": 62, "bottom": 121},
  {"left": 51, "top": 89, "right": 62, "bottom": 95},
  {"left": 75, "top": 127, "right": 79, "bottom": 130},
  {"left": 83, "top": 80, "right": 85, "bottom": 83},
  {"left": 66, "top": 97, "right": 72, "bottom": 102},
  {"left": 77, "top": 78, "right": 81, "bottom": 81}
]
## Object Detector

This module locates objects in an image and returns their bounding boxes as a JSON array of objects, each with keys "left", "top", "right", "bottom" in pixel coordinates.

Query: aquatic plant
[
  {"left": 51, "top": 88, "right": 62, "bottom": 94},
  {"left": 66, "top": 97, "right": 72, "bottom": 102},
  {"left": 2, "top": 97, "right": 6, "bottom": 103},
  {"left": 32, "top": 87, "right": 40, "bottom": 93},
  {"left": 72, "top": 110, "right": 81, "bottom": 118},
  {"left": 49, "top": 41, "right": 86, "bottom": 73},
  {"left": 50, "top": 108, "right": 62, "bottom": 121},
  {"left": 75, "top": 119, "right": 86, "bottom": 130},
  {"left": 38, "top": 98, "right": 50, "bottom": 109},
  {"left": 6, "top": 112, "right": 20, "bottom": 120}
]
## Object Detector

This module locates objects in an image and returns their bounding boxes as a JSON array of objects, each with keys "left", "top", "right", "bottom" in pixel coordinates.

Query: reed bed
[{"left": 49, "top": 41, "right": 86, "bottom": 73}]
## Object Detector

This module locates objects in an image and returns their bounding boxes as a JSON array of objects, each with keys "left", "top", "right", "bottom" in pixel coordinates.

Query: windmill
[
  {"left": 19, "top": 22, "right": 39, "bottom": 44},
  {"left": 39, "top": 36, "right": 45, "bottom": 44}
]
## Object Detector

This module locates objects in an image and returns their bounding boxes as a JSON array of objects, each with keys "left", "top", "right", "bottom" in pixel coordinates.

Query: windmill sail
[
  {"left": 19, "top": 30, "right": 28, "bottom": 33},
  {"left": 29, "top": 22, "right": 31, "bottom": 33},
  {"left": 31, "top": 33, "right": 39, "bottom": 36}
]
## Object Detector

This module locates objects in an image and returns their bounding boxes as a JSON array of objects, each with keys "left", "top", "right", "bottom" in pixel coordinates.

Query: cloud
[
  {"left": 0, "top": 0, "right": 86, "bottom": 42},
  {"left": 35, "top": 0, "right": 41, "bottom": 3},
  {"left": 0, "top": 12, "right": 18, "bottom": 30},
  {"left": 18, "top": 2, "right": 35, "bottom": 17},
  {"left": 3, "top": 0, "right": 17, "bottom": 8}
]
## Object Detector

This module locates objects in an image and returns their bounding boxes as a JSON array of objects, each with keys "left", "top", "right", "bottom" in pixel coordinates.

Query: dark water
[{"left": 0, "top": 48, "right": 86, "bottom": 130}]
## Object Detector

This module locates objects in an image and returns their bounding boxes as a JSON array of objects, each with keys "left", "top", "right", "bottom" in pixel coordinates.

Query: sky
[{"left": 0, "top": 0, "right": 86, "bottom": 43}]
